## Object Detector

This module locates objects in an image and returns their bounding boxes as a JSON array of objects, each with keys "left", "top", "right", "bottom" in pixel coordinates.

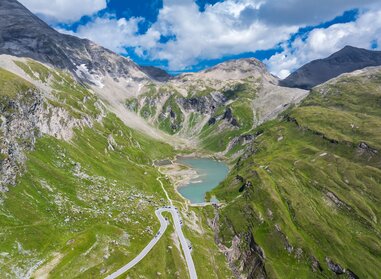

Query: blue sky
[{"left": 19, "top": 0, "right": 381, "bottom": 77}]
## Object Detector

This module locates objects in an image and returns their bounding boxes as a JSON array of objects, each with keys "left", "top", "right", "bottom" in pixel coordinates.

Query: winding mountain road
[{"left": 105, "top": 206, "right": 197, "bottom": 279}]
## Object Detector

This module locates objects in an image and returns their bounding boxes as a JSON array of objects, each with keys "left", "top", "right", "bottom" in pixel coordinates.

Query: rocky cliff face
[
  {"left": 139, "top": 65, "right": 172, "bottom": 82},
  {"left": 0, "top": 56, "right": 104, "bottom": 191},
  {"left": 221, "top": 232, "right": 267, "bottom": 279},
  {"left": 0, "top": 90, "right": 92, "bottom": 191},
  {"left": 0, "top": 87, "right": 42, "bottom": 191},
  {"left": 209, "top": 208, "right": 267, "bottom": 279}
]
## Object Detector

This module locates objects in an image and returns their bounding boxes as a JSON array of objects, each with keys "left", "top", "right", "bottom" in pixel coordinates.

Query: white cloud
[
  {"left": 144, "top": 0, "right": 299, "bottom": 70},
  {"left": 50, "top": 0, "right": 381, "bottom": 72},
  {"left": 19, "top": 0, "right": 107, "bottom": 23},
  {"left": 74, "top": 15, "right": 147, "bottom": 54},
  {"left": 68, "top": 0, "right": 298, "bottom": 70},
  {"left": 266, "top": 8, "right": 381, "bottom": 78}
]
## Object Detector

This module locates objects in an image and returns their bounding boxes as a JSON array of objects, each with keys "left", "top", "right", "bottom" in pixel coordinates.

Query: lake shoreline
[{"left": 157, "top": 157, "right": 228, "bottom": 204}]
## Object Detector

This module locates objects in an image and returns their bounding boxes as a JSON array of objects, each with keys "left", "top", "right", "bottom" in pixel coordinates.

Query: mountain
[
  {"left": 280, "top": 46, "right": 381, "bottom": 89},
  {"left": 125, "top": 58, "right": 307, "bottom": 153},
  {"left": 0, "top": 0, "right": 166, "bottom": 85},
  {"left": 0, "top": 0, "right": 182, "bottom": 141},
  {"left": 0, "top": 1, "right": 308, "bottom": 278},
  {"left": 0, "top": 54, "right": 234, "bottom": 277},
  {"left": 0, "top": 0, "right": 308, "bottom": 149},
  {"left": 212, "top": 66, "right": 381, "bottom": 278},
  {"left": 2, "top": 1, "right": 380, "bottom": 279}
]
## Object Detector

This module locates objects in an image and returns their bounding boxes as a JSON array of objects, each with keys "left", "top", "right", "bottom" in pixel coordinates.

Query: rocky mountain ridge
[
  {"left": 281, "top": 45, "right": 381, "bottom": 89},
  {"left": 0, "top": 0, "right": 308, "bottom": 151}
]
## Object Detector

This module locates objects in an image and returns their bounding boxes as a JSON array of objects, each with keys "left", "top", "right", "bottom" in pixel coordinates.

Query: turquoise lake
[{"left": 177, "top": 158, "right": 229, "bottom": 204}]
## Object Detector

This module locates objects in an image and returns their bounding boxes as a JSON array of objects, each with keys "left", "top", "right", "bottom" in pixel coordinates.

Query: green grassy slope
[
  {"left": 212, "top": 70, "right": 381, "bottom": 278},
  {"left": 0, "top": 63, "right": 175, "bottom": 277},
  {"left": 0, "top": 61, "right": 230, "bottom": 278}
]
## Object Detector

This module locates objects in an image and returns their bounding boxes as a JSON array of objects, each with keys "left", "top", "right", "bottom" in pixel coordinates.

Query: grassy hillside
[
  {"left": 212, "top": 69, "right": 381, "bottom": 278},
  {"left": 0, "top": 60, "right": 231, "bottom": 278},
  {"left": 4, "top": 57, "right": 381, "bottom": 279}
]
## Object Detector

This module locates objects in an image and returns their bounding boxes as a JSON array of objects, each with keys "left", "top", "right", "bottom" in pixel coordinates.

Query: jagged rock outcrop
[
  {"left": 325, "top": 257, "right": 345, "bottom": 275},
  {"left": 0, "top": 88, "right": 42, "bottom": 190},
  {"left": 177, "top": 93, "right": 226, "bottom": 114},
  {"left": 209, "top": 209, "right": 267, "bottom": 279},
  {"left": 0, "top": 66, "right": 99, "bottom": 191},
  {"left": 325, "top": 258, "right": 360, "bottom": 278},
  {"left": 310, "top": 256, "right": 323, "bottom": 273},
  {"left": 226, "top": 233, "right": 267, "bottom": 279}
]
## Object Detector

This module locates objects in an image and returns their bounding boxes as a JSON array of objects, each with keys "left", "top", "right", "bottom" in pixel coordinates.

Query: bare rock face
[
  {"left": 0, "top": 88, "right": 42, "bottom": 190},
  {"left": 325, "top": 257, "right": 345, "bottom": 275},
  {"left": 139, "top": 65, "right": 172, "bottom": 82},
  {"left": 210, "top": 210, "right": 267, "bottom": 279},
  {"left": 223, "top": 232, "right": 267, "bottom": 279},
  {"left": 0, "top": 82, "right": 94, "bottom": 191},
  {"left": 325, "top": 257, "right": 360, "bottom": 278},
  {"left": 177, "top": 92, "right": 226, "bottom": 114}
]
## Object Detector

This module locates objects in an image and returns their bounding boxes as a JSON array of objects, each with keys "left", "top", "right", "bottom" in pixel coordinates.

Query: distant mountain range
[
  {"left": 2, "top": 0, "right": 381, "bottom": 92},
  {"left": 280, "top": 46, "right": 381, "bottom": 89}
]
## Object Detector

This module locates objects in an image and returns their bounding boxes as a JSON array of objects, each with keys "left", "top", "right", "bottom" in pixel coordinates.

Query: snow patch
[{"left": 75, "top": 64, "right": 104, "bottom": 88}]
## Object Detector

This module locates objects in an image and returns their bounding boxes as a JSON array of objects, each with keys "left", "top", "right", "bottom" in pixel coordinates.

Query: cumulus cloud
[
  {"left": 69, "top": 0, "right": 298, "bottom": 70},
  {"left": 74, "top": 15, "right": 147, "bottom": 54},
  {"left": 19, "top": 0, "right": 107, "bottom": 23},
  {"left": 51, "top": 0, "right": 381, "bottom": 71},
  {"left": 138, "top": 0, "right": 301, "bottom": 69},
  {"left": 266, "top": 8, "right": 381, "bottom": 78}
]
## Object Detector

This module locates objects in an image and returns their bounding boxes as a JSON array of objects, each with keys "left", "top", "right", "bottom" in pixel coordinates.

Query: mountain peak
[
  {"left": 187, "top": 57, "right": 276, "bottom": 83},
  {"left": 280, "top": 45, "right": 381, "bottom": 89},
  {"left": 331, "top": 45, "right": 378, "bottom": 57},
  {"left": 204, "top": 58, "right": 266, "bottom": 73},
  {"left": 0, "top": 0, "right": 155, "bottom": 84},
  {"left": 341, "top": 45, "right": 359, "bottom": 51},
  {"left": 0, "top": 0, "right": 59, "bottom": 49}
]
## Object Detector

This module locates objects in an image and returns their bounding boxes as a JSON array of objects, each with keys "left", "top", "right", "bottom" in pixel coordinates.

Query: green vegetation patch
[
  {"left": 211, "top": 69, "right": 381, "bottom": 278},
  {"left": 200, "top": 101, "right": 254, "bottom": 152},
  {"left": 158, "top": 94, "right": 184, "bottom": 135},
  {"left": 0, "top": 68, "right": 36, "bottom": 98},
  {"left": 14, "top": 60, "right": 54, "bottom": 83},
  {"left": 0, "top": 113, "right": 174, "bottom": 278}
]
